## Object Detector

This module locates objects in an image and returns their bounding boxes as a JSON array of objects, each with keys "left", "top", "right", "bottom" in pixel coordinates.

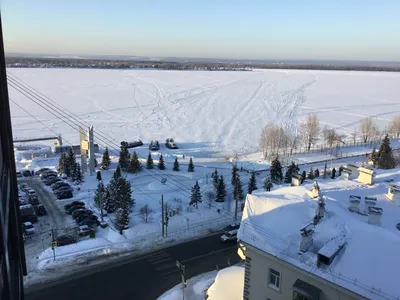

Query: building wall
[
  {"left": 358, "top": 173, "right": 373, "bottom": 185},
  {"left": 244, "top": 245, "right": 366, "bottom": 300}
]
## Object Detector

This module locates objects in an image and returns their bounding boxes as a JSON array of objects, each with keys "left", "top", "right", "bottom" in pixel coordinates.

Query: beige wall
[{"left": 244, "top": 245, "right": 367, "bottom": 300}]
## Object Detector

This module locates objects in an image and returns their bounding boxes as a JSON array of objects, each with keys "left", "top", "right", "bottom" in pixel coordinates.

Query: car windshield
[{"left": 25, "top": 224, "right": 33, "bottom": 229}]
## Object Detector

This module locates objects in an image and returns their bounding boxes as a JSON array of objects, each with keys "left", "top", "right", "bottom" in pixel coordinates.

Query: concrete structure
[
  {"left": 363, "top": 197, "right": 377, "bottom": 215},
  {"left": 340, "top": 167, "right": 351, "bottom": 180},
  {"left": 79, "top": 126, "right": 96, "bottom": 175},
  {"left": 291, "top": 174, "right": 302, "bottom": 186},
  {"left": 368, "top": 207, "right": 383, "bottom": 225},
  {"left": 346, "top": 164, "right": 359, "bottom": 179},
  {"left": 357, "top": 167, "right": 375, "bottom": 185},
  {"left": 348, "top": 195, "right": 361, "bottom": 213},
  {"left": 386, "top": 184, "right": 400, "bottom": 205},
  {"left": 242, "top": 245, "right": 367, "bottom": 300}
]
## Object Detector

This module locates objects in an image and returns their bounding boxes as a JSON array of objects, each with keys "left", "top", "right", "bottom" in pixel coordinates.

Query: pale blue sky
[{"left": 2, "top": 0, "right": 400, "bottom": 61}]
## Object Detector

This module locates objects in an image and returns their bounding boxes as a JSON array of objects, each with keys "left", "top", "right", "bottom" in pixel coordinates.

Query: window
[
  {"left": 293, "top": 291, "right": 311, "bottom": 300},
  {"left": 268, "top": 268, "right": 281, "bottom": 290}
]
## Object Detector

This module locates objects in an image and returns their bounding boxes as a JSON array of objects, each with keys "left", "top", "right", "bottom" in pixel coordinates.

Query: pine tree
[
  {"left": 65, "top": 147, "right": 76, "bottom": 177},
  {"left": 301, "top": 170, "right": 306, "bottom": 183},
  {"left": 115, "top": 165, "right": 121, "bottom": 178},
  {"left": 129, "top": 151, "right": 142, "bottom": 173},
  {"left": 307, "top": 168, "right": 315, "bottom": 180},
  {"left": 213, "top": 169, "right": 219, "bottom": 190},
  {"left": 115, "top": 208, "right": 129, "bottom": 230},
  {"left": 58, "top": 153, "right": 67, "bottom": 175},
  {"left": 103, "top": 189, "right": 115, "bottom": 213},
  {"left": 378, "top": 134, "right": 396, "bottom": 169},
  {"left": 331, "top": 168, "right": 336, "bottom": 179},
  {"left": 248, "top": 172, "right": 257, "bottom": 194},
  {"left": 94, "top": 182, "right": 105, "bottom": 208},
  {"left": 370, "top": 148, "right": 378, "bottom": 167},
  {"left": 72, "top": 163, "right": 83, "bottom": 183},
  {"left": 101, "top": 147, "right": 111, "bottom": 170},
  {"left": 264, "top": 177, "right": 273, "bottom": 191},
  {"left": 215, "top": 175, "right": 226, "bottom": 202},
  {"left": 173, "top": 157, "right": 180, "bottom": 171},
  {"left": 270, "top": 156, "right": 283, "bottom": 183},
  {"left": 119, "top": 141, "right": 130, "bottom": 171},
  {"left": 314, "top": 168, "right": 320, "bottom": 178},
  {"left": 234, "top": 174, "right": 244, "bottom": 200},
  {"left": 146, "top": 153, "right": 154, "bottom": 169},
  {"left": 284, "top": 162, "right": 299, "bottom": 183},
  {"left": 96, "top": 170, "right": 102, "bottom": 181},
  {"left": 231, "top": 165, "right": 238, "bottom": 185},
  {"left": 189, "top": 181, "right": 202, "bottom": 209},
  {"left": 188, "top": 157, "right": 194, "bottom": 172},
  {"left": 158, "top": 154, "right": 166, "bottom": 170}
]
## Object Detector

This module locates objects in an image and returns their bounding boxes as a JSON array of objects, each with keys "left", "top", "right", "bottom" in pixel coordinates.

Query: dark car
[
  {"left": 79, "top": 218, "right": 101, "bottom": 227},
  {"left": 57, "top": 191, "right": 73, "bottom": 200},
  {"left": 45, "top": 177, "right": 62, "bottom": 186},
  {"left": 165, "top": 138, "right": 178, "bottom": 149},
  {"left": 76, "top": 214, "right": 98, "bottom": 224},
  {"left": 66, "top": 205, "right": 86, "bottom": 215},
  {"left": 64, "top": 201, "right": 85, "bottom": 210},
  {"left": 223, "top": 223, "right": 240, "bottom": 233},
  {"left": 126, "top": 140, "right": 143, "bottom": 149},
  {"left": 52, "top": 182, "right": 70, "bottom": 190},
  {"left": 72, "top": 209, "right": 93, "bottom": 219},
  {"left": 55, "top": 235, "right": 76, "bottom": 246},
  {"left": 40, "top": 171, "right": 57, "bottom": 179},
  {"left": 22, "top": 170, "right": 32, "bottom": 177},
  {"left": 55, "top": 186, "right": 72, "bottom": 194},
  {"left": 36, "top": 168, "right": 50, "bottom": 176},
  {"left": 149, "top": 140, "right": 160, "bottom": 151},
  {"left": 34, "top": 204, "right": 47, "bottom": 216},
  {"left": 28, "top": 195, "right": 40, "bottom": 206}
]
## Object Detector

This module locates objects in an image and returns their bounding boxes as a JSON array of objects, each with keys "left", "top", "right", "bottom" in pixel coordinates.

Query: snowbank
[{"left": 207, "top": 266, "right": 244, "bottom": 300}]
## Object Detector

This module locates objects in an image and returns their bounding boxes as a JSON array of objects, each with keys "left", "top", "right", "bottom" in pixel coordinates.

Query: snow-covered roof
[{"left": 238, "top": 181, "right": 400, "bottom": 300}]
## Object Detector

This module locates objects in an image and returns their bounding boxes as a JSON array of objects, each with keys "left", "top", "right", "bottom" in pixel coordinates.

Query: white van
[{"left": 221, "top": 229, "right": 238, "bottom": 242}]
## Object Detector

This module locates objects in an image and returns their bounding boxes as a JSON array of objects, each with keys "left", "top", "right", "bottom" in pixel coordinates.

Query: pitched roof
[{"left": 238, "top": 181, "right": 400, "bottom": 300}]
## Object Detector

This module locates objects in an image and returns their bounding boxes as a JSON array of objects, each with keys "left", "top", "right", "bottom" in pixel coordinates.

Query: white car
[
  {"left": 221, "top": 229, "right": 238, "bottom": 242},
  {"left": 23, "top": 222, "right": 35, "bottom": 235},
  {"left": 26, "top": 189, "right": 37, "bottom": 197},
  {"left": 78, "top": 225, "right": 94, "bottom": 236}
]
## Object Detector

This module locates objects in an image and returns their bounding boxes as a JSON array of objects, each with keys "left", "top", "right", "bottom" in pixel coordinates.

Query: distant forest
[{"left": 6, "top": 57, "right": 400, "bottom": 72}]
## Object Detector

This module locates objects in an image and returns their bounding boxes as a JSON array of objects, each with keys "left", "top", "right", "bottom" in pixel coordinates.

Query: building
[
  {"left": 238, "top": 184, "right": 400, "bottom": 300},
  {"left": 386, "top": 184, "right": 400, "bottom": 205},
  {"left": 357, "top": 167, "right": 375, "bottom": 185},
  {"left": 0, "top": 14, "right": 27, "bottom": 300},
  {"left": 291, "top": 174, "right": 302, "bottom": 186}
]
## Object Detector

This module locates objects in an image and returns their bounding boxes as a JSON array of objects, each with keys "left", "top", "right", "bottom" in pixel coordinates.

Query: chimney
[
  {"left": 364, "top": 197, "right": 377, "bottom": 215},
  {"left": 368, "top": 207, "right": 383, "bottom": 225},
  {"left": 300, "top": 223, "right": 315, "bottom": 252},
  {"left": 348, "top": 195, "right": 361, "bottom": 213}
]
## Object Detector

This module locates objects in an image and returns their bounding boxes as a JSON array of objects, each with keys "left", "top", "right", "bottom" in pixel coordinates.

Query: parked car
[
  {"left": 22, "top": 169, "right": 32, "bottom": 177},
  {"left": 25, "top": 189, "right": 37, "bottom": 198},
  {"left": 72, "top": 209, "right": 93, "bottom": 219},
  {"left": 51, "top": 182, "right": 70, "bottom": 190},
  {"left": 23, "top": 222, "right": 35, "bottom": 235},
  {"left": 64, "top": 201, "right": 85, "bottom": 210},
  {"left": 40, "top": 170, "right": 57, "bottom": 179},
  {"left": 20, "top": 183, "right": 29, "bottom": 192},
  {"left": 55, "top": 235, "right": 76, "bottom": 246},
  {"left": 79, "top": 218, "right": 100, "bottom": 227},
  {"left": 42, "top": 174, "right": 57, "bottom": 183},
  {"left": 126, "top": 140, "right": 143, "bottom": 149},
  {"left": 223, "top": 223, "right": 240, "bottom": 233},
  {"left": 57, "top": 191, "right": 73, "bottom": 200},
  {"left": 20, "top": 204, "right": 38, "bottom": 223},
  {"left": 76, "top": 214, "right": 98, "bottom": 224},
  {"left": 54, "top": 186, "right": 72, "bottom": 193},
  {"left": 221, "top": 229, "right": 238, "bottom": 243},
  {"left": 28, "top": 195, "right": 40, "bottom": 206},
  {"left": 16, "top": 171, "right": 22, "bottom": 178},
  {"left": 35, "top": 168, "right": 50, "bottom": 176},
  {"left": 34, "top": 204, "right": 47, "bottom": 216},
  {"left": 45, "top": 177, "right": 62, "bottom": 186},
  {"left": 149, "top": 140, "right": 160, "bottom": 151},
  {"left": 66, "top": 205, "right": 86, "bottom": 215},
  {"left": 165, "top": 138, "right": 178, "bottom": 149},
  {"left": 78, "top": 225, "right": 95, "bottom": 237}
]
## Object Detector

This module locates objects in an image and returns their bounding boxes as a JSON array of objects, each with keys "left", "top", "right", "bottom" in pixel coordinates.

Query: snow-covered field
[{"left": 8, "top": 68, "right": 400, "bottom": 154}]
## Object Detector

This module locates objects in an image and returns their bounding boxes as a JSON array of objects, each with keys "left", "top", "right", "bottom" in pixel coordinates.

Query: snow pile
[
  {"left": 206, "top": 266, "right": 244, "bottom": 300},
  {"left": 238, "top": 177, "right": 400, "bottom": 300}
]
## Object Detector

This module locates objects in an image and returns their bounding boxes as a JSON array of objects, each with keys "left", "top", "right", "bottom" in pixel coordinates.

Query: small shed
[
  {"left": 300, "top": 223, "right": 315, "bottom": 252},
  {"left": 292, "top": 174, "right": 303, "bottom": 187},
  {"left": 358, "top": 167, "right": 375, "bottom": 185},
  {"left": 346, "top": 164, "right": 359, "bottom": 179},
  {"left": 348, "top": 195, "right": 361, "bottom": 212},
  {"left": 363, "top": 197, "right": 377, "bottom": 215},
  {"left": 386, "top": 184, "right": 400, "bottom": 205},
  {"left": 340, "top": 167, "right": 351, "bottom": 180},
  {"left": 368, "top": 207, "right": 383, "bottom": 225},
  {"left": 317, "top": 237, "right": 346, "bottom": 266}
]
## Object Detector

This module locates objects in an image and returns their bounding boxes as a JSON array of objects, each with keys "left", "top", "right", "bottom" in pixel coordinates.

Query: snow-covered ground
[{"left": 157, "top": 265, "right": 244, "bottom": 300}]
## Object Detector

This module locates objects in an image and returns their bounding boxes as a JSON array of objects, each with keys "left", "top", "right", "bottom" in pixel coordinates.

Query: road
[{"left": 24, "top": 233, "right": 241, "bottom": 300}]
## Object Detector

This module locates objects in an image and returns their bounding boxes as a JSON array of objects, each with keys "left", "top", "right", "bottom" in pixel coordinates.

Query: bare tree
[
  {"left": 259, "top": 123, "right": 290, "bottom": 158},
  {"left": 300, "top": 113, "right": 320, "bottom": 151},
  {"left": 140, "top": 204, "right": 153, "bottom": 223},
  {"left": 322, "top": 126, "right": 340, "bottom": 148},
  {"left": 204, "top": 191, "right": 215, "bottom": 208},
  {"left": 360, "top": 117, "right": 378, "bottom": 143},
  {"left": 389, "top": 116, "right": 400, "bottom": 138},
  {"left": 350, "top": 130, "right": 358, "bottom": 144}
]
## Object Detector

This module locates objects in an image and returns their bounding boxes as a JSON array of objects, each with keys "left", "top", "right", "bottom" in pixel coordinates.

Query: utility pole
[
  {"left": 165, "top": 203, "right": 169, "bottom": 238},
  {"left": 176, "top": 261, "right": 186, "bottom": 300},
  {"left": 161, "top": 194, "right": 165, "bottom": 238},
  {"left": 100, "top": 183, "right": 104, "bottom": 223},
  {"left": 234, "top": 183, "right": 239, "bottom": 221},
  {"left": 51, "top": 228, "right": 56, "bottom": 261}
]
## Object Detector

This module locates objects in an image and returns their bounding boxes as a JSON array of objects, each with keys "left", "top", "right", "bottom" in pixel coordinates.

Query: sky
[{"left": 2, "top": 0, "right": 400, "bottom": 61}]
